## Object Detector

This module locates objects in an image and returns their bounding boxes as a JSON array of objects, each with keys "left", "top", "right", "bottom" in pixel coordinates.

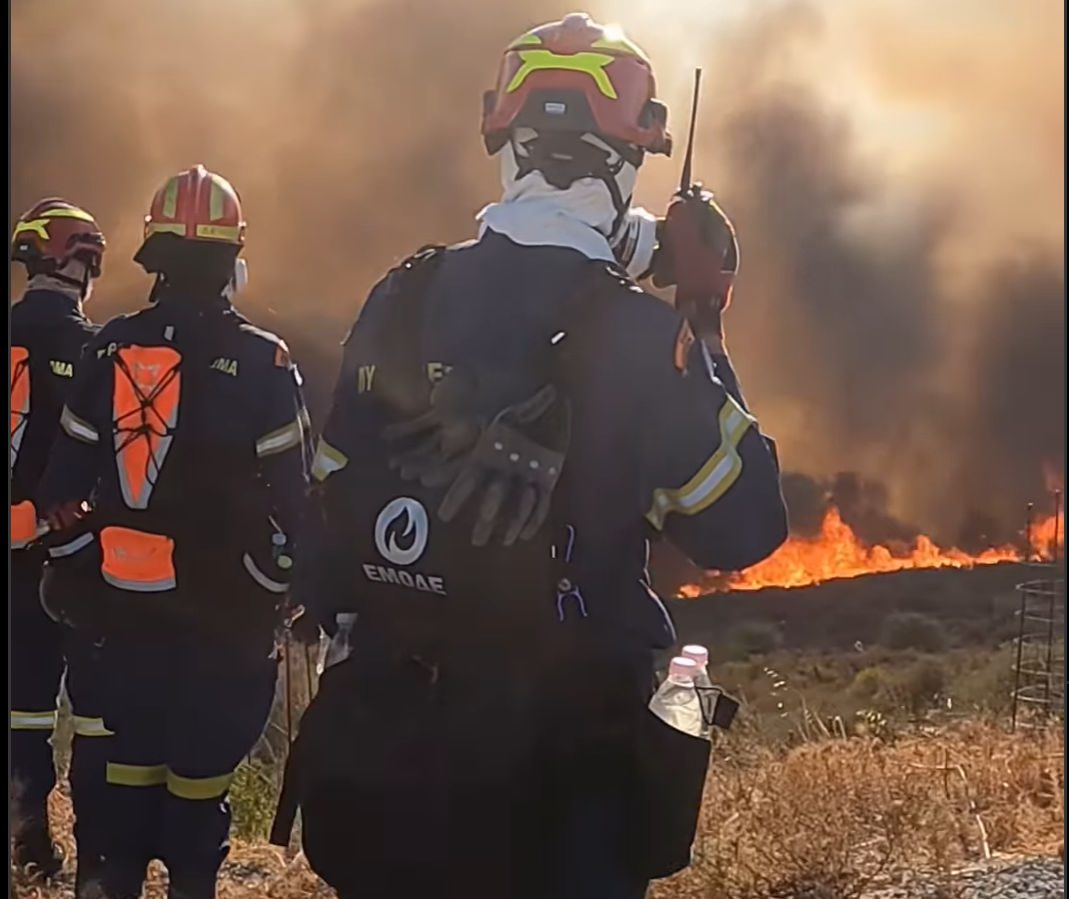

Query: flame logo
[{"left": 374, "top": 497, "right": 429, "bottom": 567}]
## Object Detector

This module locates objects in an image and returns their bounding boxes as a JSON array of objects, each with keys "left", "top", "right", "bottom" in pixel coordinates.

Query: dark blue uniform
[
  {"left": 10, "top": 287, "right": 104, "bottom": 877},
  {"left": 293, "top": 230, "right": 787, "bottom": 899},
  {"left": 37, "top": 290, "right": 310, "bottom": 898}
]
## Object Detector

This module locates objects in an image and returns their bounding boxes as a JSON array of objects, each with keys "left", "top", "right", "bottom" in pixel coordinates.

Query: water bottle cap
[
  {"left": 681, "top": 644, "right": 708, "bottom": 667},
  {"left": 668, "top": 656, "right": 698, "bottom": 683}
]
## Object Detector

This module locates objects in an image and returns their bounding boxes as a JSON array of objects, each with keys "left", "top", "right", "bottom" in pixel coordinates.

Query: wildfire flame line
[{"left": 678, "top": 506, "right": 1065, "bottom": 597}]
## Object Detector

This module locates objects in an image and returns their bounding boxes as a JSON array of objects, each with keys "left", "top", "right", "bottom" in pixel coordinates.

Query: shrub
[
  {"left": 725, "top": 620, "right": 783, "bottom": 658},
  {"left": 880, "top": 612, "right": 947, "bottom": 652},
  {"left": 895, "top": 657, "right": 949, "bottom": 716},
  {"left": 953, "top": 646, "right": 1017, "bottom": 713},
  {"left": 850, "top": 665, "right": 890, "bottom": 700}
]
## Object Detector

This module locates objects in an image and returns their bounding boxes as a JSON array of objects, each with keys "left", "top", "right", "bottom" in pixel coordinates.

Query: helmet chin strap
[{"left": 223, "top": 258, "right": 248, "bottom": 302}]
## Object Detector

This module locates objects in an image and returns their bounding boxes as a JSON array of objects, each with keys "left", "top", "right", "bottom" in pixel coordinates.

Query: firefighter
[
  {"left": 278, "top": 14, "right": 788, "bottom": 898},
  {"left": 280, "top": 12, "right": 788, "bottom": 899},
  {"left": 9, "top": 198, "right": 107, "bottom": 883},
  {"left": 37, "top": 164, "right": 310, "bottom": 899}
]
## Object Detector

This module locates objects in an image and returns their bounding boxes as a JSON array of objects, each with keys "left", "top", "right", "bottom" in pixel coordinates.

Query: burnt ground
[{"left": 656, "top": 561, "right": 1066, "bottom": 655}]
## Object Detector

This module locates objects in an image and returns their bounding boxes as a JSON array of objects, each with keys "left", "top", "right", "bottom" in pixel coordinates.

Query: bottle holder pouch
[
  {"left": 628, "top": 708, "right": 712, "bottom": 880},
  {"left": 697, "top": 685, "right": 741, "bottom": 731}
]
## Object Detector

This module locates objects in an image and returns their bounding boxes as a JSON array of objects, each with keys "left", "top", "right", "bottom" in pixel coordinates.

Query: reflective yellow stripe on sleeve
[
  {"left": 73, "top": 715, "right": 115, "bottom": 737},
  {"left": 311, "top": 437, "right": 349, "bottom": 482},
  {"left": 60, "top": 405, "right": 100, "bottom": 444},
  {"left": 11, "top": 710, "right": 57, "bottom": 731},
  {"left": 166, "top": 769, "right": 234, "bottom": 800},
  {"left": 646, "top": 397, "right": 754, "bottom": 531},
  {"left": 256, "top": 419, "right": 303, "bottom": 458},
  {"left": 106, "top": 763, "right": 167, "bottom": 787}
]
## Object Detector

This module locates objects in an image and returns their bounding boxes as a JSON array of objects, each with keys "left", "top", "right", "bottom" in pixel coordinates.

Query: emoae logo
[
  {"left": 374, "top": 497, "right": 428, "bottom": 565},
  {"left": 366, "top": 497, "right": 446, "bottom": 595}
]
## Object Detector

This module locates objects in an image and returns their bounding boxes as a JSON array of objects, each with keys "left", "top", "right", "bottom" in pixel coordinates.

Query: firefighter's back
[{"left": 61, "top": 297, "right": 303, "bottom": 645}]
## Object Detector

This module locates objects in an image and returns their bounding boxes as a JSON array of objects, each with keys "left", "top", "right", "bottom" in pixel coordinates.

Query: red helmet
[
  {"left": 136, "top": 164, "right": 246, "bottom": 274},
  {"left": 11, "top": 198, "right": 106, "bottom": 277},
  {"left": 481, "top": 13, "right": 671, "bottom": 157}
]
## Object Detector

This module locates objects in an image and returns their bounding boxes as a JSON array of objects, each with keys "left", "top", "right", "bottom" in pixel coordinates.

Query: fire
[
  {"left": 1028, "top": 509, "right": 1064, "bottom": 563},
  {"left": 677, "top": 506, "right": 1064, "bottom": 597}
]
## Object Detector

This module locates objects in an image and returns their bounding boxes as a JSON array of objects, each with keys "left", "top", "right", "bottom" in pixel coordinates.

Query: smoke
[
  {"left": 10, "top": 0, "right": 574, "bottom": 415},
  {"left": 11, "top": 0, "right": 1064, "bottom": 540},
  {"left": 633, "top": 0, "right": 1066, "bottom": 540},
  {"left": 781, "top": 471, "right": 919, "bottom": 546}
]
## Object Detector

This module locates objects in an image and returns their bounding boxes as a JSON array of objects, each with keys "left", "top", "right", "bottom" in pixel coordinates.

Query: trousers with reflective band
[
  {"left": 113, "top": 346, "right": 182, "bottom": 510},
  {"left": 11, "top": 551, "right": 65, "bottom": 819},
  {"left": 104, "top": 763, "right": 234, "bottom": 800},
  {"left": 89, "top": 632, "right": 278, "bottom": 894},
  {"left": 99, "top": 526, "right": 177, "bottom": 591},
  {"left": 11, "top": 500, "right": 37, "bottom": 548}
]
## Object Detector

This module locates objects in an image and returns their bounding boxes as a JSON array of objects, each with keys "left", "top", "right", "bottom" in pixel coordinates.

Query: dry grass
[
  {"left": 11, "top": 785, "right": 333, "bottom": 898},
  {"left": 12, "top": 720, "right": 1062, "bottom": 898},
  {"left": 653, "top": 719, "right": 1064, "bottom": 899}
]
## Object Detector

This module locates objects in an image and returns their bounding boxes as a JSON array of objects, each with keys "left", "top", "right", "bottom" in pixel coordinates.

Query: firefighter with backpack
[
  {"left": 10, "top": 198, "right": 109, "bottom": 887},
  {"left": 37, "top": 164, "right": 310, "bottom": 899},
  {"left": 276, "top": 14, "right": 787, "bottom": 899}
]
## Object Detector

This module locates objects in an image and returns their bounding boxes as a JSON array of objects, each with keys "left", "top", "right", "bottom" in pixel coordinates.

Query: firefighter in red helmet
[
  {"left": 10, "top": 198, "right": 106, "bottom": 885},
  {"left": 280, "top": 13, "right": 785, "bottom": 899},
  {"left": 38, "top": 165, "right": 310, "bottom": 899}
]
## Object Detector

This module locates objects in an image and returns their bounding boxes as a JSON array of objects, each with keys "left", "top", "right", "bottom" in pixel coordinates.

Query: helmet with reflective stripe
[
  {"left": 142, "top": 164, "right": 245, "bottom": 247},
  {"left": 481, "top": 13, "right": 671, "bottom": 157},
  {"left": 11, "top": 198, "right": 106, "bottom": 277},
  {"left": 135, "top": 164, "right": 246, "bottom": 277}
]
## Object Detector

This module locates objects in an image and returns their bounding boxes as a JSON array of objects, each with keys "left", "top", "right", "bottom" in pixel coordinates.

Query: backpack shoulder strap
[{"left": 371, "top": 245, "right": 449, "bottom": 419}]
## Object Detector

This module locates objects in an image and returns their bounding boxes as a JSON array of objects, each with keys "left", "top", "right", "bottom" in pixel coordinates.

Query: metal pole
[
  {"left": 283, "top": 632, "right": 294, "bottom": 745},
  {"left": 1052, "top": 490, "right": 1062, "bottom": 564},
  {"left": 1025, "top": 503, "right": 1034, "bottom": 562},
  {"left": 304, "top": 643, "right": 315, "bottom": 706},
  {"left": 1011, "top": 580, "right": 1027, "bottom": 732},
  {"left": 1041, "top": 584, "right": 1056, "bottom": 714}
]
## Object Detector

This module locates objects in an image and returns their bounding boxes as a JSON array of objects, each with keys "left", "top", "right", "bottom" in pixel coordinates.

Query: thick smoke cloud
[
  {"left": 11, "top": 0, "right": 1064, "bottom": 542},
  {"left": 653, "top": 0, "right": 1065, "bottom": 541}
]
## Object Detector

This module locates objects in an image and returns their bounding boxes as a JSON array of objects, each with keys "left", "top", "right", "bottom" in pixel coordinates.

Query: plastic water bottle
[
  {"left": 681, "top": 643, "right": 740, "bottom": 731},
  {"left": 681, "top": 644, "right": 713, "bottom": 690},
  {"left": 649, "top": 657, "right": 707, "bottom": 739}
]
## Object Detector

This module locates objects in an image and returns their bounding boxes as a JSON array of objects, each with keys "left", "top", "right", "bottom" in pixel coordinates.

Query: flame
[
  {"left": 677, "top": 506, "right": 1064, "bottom": 597},
  {"left": 1028, "top": 509, "right": 1064, "bottom": 563}
]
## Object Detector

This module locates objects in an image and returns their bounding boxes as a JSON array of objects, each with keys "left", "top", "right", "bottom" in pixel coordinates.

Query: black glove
[
  {"left": 382, "top": 368, "right": 488, "bottom": 487},
  {"left": 384, "top": 374, "right": 570, "bottom": 548},
  {"left": 651, "top": 186, "right": 739, "bottom": 339},
  {"left": 42, "top": 500, "right": 91, "bottom": 533},
  {"left": 436, "top": 385, "right": 569, "bottom": 547}
]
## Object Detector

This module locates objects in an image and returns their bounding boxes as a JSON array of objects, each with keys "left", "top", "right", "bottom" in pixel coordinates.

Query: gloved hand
[
  {"left": 436, "top": 384, "right": 569, "bottom": 547},
  {"left": 382, "top": 369, "right": 487, "bottom": 487},
  {"left": 41, "top": 500, "right": 90, "bottom": 533},
  {"left": 385, "top": 377, "right": 570, "bottom": 547},
  {"left": 651, "top": 186, "right": 739, "bottom": 342}
]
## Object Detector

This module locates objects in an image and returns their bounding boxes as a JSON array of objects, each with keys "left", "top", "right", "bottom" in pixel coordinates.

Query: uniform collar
[
  {"left": 153, "top": 287, "right": 235, "bottom": 317},
  {"left": 19, "top": 287, "right": 87, "bottom": 320}
]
